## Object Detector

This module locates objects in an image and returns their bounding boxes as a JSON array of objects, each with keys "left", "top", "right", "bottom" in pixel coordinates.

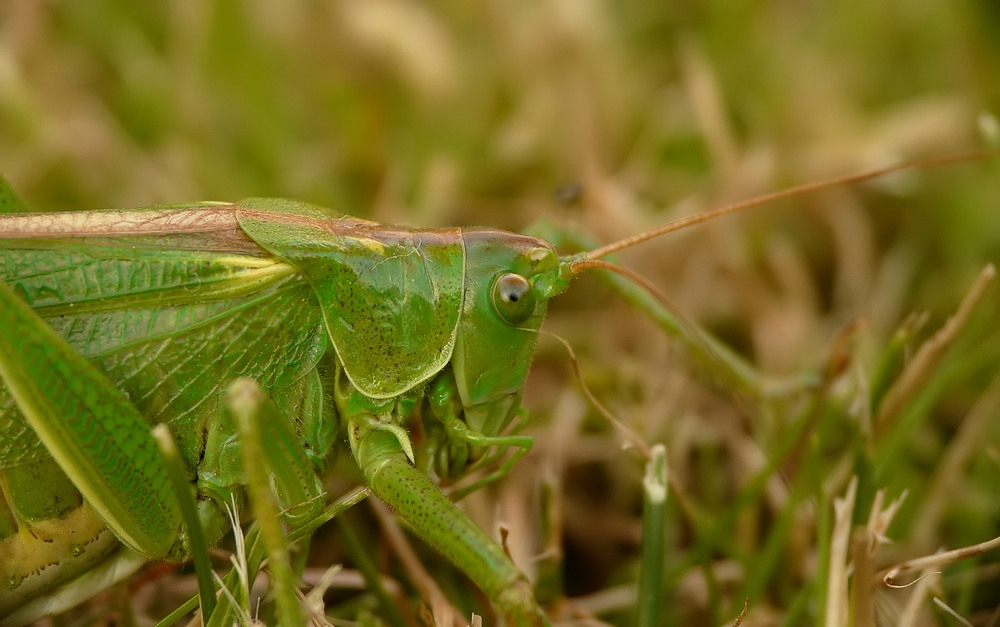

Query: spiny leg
[
  {"left": 349, "top": 412, "right": 549, "bottom": 626},
  {"left": 426, "top": 370, "right": 534, "bottom": 500},
  {"left": 437, "top": 408, "right": 534, "bottom": 502}
]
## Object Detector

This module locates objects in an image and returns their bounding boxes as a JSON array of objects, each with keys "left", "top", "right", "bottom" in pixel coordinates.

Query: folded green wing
[{"left": 0, "top": 229, "right": 327, "bottom": 470}]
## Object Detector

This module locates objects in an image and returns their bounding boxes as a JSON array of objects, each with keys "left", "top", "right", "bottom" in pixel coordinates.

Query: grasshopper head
[{"left": 451, "top": 229, "right": 565, "bottom": 437}]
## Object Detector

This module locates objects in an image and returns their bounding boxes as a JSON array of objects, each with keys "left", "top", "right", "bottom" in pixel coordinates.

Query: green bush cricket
[{"left": 0, "top": 151, "right": 992, "bottom": 625}]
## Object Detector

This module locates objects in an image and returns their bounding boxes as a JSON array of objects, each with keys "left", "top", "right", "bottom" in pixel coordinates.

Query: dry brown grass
[{"left": 2, "top": 2, "right": 998, "bottom": 625}]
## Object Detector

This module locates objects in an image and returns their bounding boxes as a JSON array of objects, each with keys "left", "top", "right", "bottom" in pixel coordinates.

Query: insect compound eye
[{"left": 490, "top": 272, "right": 537, "bottom": 325}]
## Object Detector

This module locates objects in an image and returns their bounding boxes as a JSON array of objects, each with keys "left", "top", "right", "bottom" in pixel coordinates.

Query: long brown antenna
[{"left": 585, "top": 150, "right": 995, "bottom": 261}]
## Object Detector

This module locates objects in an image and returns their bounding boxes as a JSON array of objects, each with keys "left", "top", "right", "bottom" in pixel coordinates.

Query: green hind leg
[
  {"left": 0, "top": 282, "right": 183, "bottom": 623},
  {"left": 350, "top": 415, "right": 549, "bottom": 626}
]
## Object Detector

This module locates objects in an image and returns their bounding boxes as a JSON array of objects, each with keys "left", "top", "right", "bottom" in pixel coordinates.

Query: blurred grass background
[{"left": 2, "top": 1, "right": 999, "bottom": 625}]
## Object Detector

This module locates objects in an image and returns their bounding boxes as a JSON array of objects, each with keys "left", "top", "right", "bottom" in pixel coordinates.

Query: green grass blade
[
  {"left": 0, "top": 174, "right": 32, "bottom": 214},
  {"left": 637, "top": 444, "right": 667, "bottom": 627},
  {"left": 152, "top": 424, "right": 217, "bottom": 621},
  {"left": 228, "top": 378, "right": 303, "bottom": 627}
]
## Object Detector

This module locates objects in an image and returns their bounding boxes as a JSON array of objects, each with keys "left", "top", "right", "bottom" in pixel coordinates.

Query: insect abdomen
[{"left": 0, "top": 457, "right": 120, "bottom": 617}]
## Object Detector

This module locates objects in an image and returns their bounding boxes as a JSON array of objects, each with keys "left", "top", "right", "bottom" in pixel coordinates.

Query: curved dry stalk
[{"left": 875, "top": 264, "right": 996, "bottom": 435}]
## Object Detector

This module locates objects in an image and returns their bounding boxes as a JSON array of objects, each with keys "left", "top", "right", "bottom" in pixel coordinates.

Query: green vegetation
[{"left": 1, "top": 1, "right": 998, "bottom": 624}]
